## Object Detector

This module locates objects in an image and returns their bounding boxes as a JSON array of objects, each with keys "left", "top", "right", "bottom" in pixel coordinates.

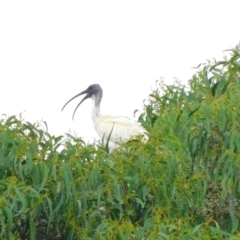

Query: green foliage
[{"left": 1, "top": 44, "right": 240, "bottom": 239}]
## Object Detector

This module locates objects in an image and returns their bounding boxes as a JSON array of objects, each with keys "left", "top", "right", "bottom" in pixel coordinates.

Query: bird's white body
[
  {"left": 92, "top": 115, "right": 148, "bottom": 151},
  {"left": 62, "top": 83, "right": 148, "bottom": 152}
]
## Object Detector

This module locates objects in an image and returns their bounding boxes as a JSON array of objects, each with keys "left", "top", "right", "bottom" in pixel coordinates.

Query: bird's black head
[
  {"left": 86, "top": 84, "right": 102, "bottom": 97},
  {"left": 62, "top": 83, "right": 103, "bottom": 120}
]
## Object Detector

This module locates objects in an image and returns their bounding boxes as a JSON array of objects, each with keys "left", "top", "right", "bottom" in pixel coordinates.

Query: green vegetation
[{"left": 1, "top": 44, "right": 240, "bottom": 239}]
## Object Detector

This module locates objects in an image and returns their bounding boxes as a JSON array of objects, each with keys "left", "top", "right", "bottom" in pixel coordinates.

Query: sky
[{"left": 0, "top": 1, "right": 239, "bottom": 144}]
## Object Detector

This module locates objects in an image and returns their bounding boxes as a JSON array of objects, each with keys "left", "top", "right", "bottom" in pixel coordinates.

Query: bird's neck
[
  {"left": 91, "top": 95, "right": 101, "bottom": 119},
  {"left": 92, "top": 105, "right": 101, "bottom": 119}
]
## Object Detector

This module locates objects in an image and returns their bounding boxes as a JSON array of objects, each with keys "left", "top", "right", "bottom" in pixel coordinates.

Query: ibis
[{"left": 62, "top": 83, "right": 148, "bottom": 152}]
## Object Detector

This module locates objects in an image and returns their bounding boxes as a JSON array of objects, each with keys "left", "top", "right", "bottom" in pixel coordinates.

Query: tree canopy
[{"left": 1, "top": 44, "right": 240, "bottom": 239}]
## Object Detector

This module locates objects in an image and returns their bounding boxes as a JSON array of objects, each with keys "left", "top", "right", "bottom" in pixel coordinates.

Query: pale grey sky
[{"left": 0, "top": 1, "right": 239, "bottom": 143}]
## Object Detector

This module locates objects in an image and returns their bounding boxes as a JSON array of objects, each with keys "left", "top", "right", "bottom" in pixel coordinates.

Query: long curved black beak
[{"left": 62, "top": 89, "right": 91, "bottom": 120}]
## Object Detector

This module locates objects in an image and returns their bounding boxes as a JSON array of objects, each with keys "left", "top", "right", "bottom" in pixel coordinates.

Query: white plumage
[{"left": 62, "top": 83, "right": 148, "bottom": 151}]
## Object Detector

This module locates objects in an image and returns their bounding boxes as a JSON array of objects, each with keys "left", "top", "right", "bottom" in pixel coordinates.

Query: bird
[{"left": 62, "top": 83, "right": 148, "bottom": 152}]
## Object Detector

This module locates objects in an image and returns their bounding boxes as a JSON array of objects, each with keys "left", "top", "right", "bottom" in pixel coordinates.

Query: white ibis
[{"left": 62, "top": 84, "right": 148, "bottom": 152}]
